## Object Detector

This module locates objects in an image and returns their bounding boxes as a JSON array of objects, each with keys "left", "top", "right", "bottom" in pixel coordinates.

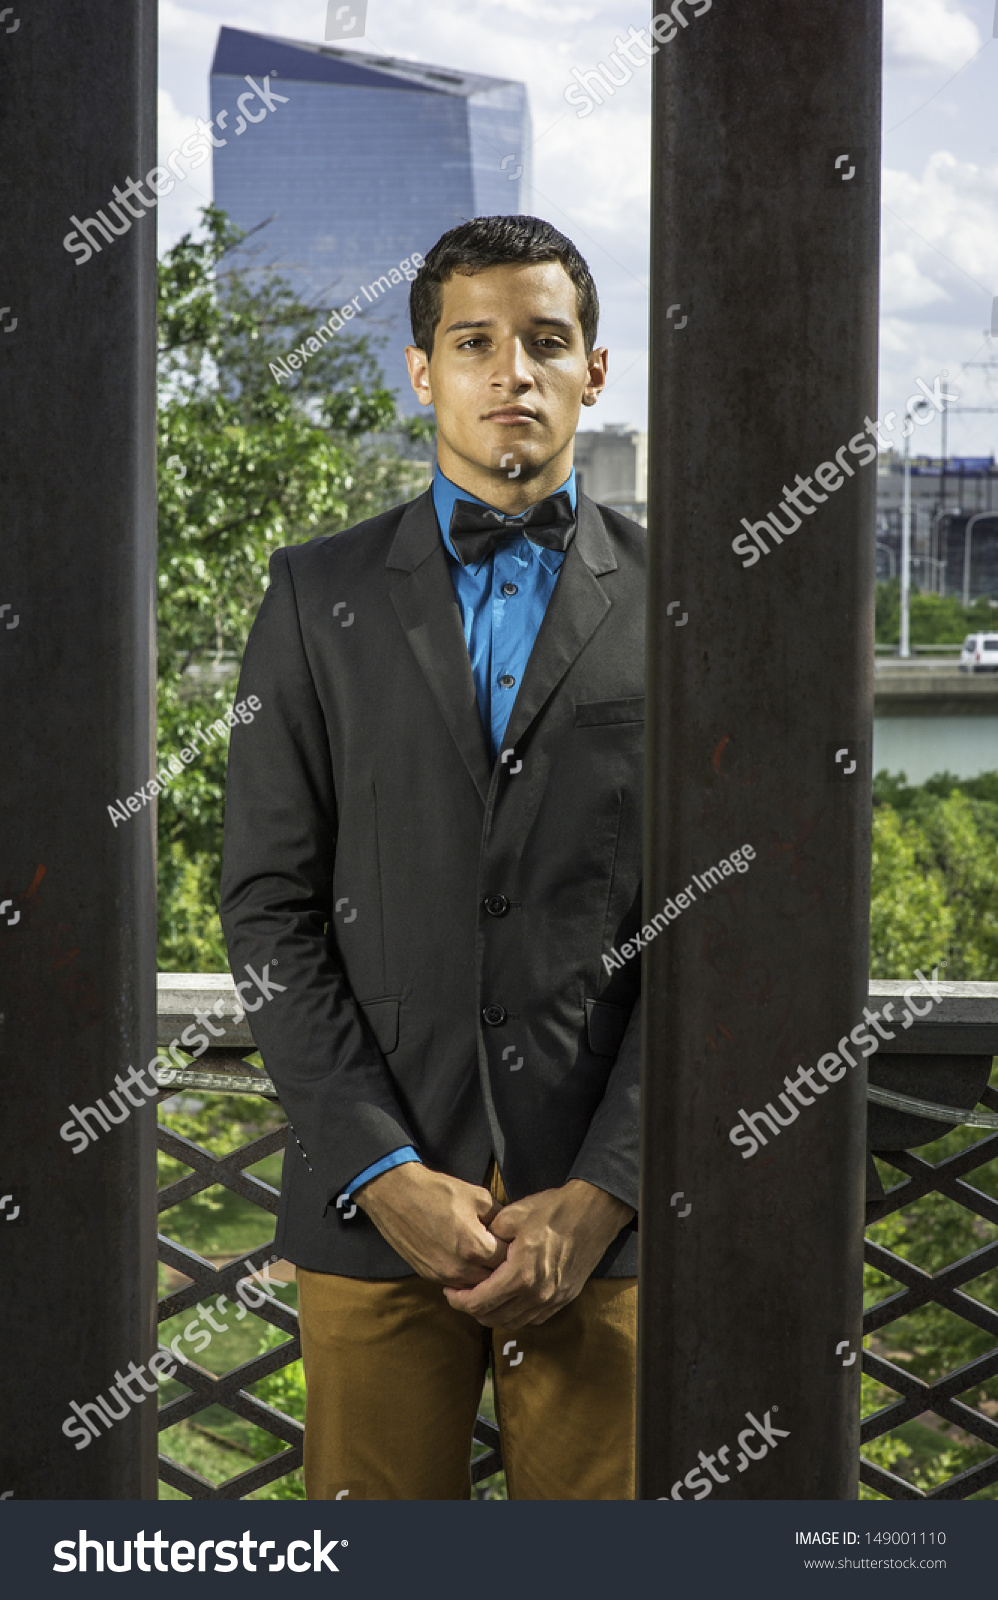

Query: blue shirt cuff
[{"left": 340, "top": 1146, "right": 421, "bottom": 1199}]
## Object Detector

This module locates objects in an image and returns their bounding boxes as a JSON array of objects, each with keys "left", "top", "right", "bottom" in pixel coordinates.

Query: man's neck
[{"left": 435, "top": 445, "right": 575, "bottom": 514}]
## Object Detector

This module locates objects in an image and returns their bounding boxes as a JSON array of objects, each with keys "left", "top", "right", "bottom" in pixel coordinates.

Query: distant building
[
  {"left": 574, "top": 425, "right": 647, "bottom": 524},
  {"left": 876, "top": 453, "right": 998, "bottom": 599},
  {"left": 210, "top": 27, "right": 531, "bottom": 411}
]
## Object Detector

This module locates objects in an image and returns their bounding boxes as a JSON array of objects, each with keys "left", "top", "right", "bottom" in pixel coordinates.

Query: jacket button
[
  {"left": 482, "top": 1005, "right": 507, "bottom": 1027},
  {"left": 484, "top": 894, "right": 509, "bottom": 917}
]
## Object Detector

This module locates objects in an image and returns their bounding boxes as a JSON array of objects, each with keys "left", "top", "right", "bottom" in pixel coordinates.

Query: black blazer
[{"left": 219, "top": 487, "right": 646, "bottom": 1277}]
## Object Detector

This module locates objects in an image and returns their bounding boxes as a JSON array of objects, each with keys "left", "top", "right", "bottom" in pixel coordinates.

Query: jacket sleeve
[
  {"left": 219, "top": 547, "right": 416, "bottom": 1211},
  {"left": 567, "top": 996, "right": 640, "bottom": 1214}
]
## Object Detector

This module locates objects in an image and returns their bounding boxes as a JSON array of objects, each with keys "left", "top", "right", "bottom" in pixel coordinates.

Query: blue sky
[{"left": 158, "top": 0, "right": 998, "bottom": 452}]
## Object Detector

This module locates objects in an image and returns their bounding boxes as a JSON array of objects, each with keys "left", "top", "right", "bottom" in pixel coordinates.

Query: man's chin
[{"left": 481, "top": 447, "right": 550, "bottom": 483}]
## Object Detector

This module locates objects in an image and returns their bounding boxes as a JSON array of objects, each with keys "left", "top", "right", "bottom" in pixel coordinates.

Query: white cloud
[
  {"left": 159, "top": 0, "right": 225, "bottom": 59},
  {"left": 883, "top": 0, "right": 981, "bottom": 73},
  {"left": 878, "top": 148, "right": 998, "bottom": 455},
  {"left": 881, "top": 247, "right": 950, "bottom": 313},
  {"left": 157, "top": 87, "right": 214, "bottom": 251},
  {"left": 883, "top": 152, "right": 998, "bottom": 298},
  {"left": 158, "top": 86, "right": 198, "bottom": 163}
]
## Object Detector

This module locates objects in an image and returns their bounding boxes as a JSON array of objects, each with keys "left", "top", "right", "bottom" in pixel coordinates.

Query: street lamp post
[
  {"left": 900, "top": 397, "right": 933, "bottom": 654},
  {"left": 901, "top": 434, "right": 912, "bottom": 659},
  {"left": 963, "top": 512, "right": 998, "bottom": 610}
]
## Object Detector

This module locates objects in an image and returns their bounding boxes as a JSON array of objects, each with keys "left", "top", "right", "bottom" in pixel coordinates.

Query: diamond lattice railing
[
  {"left": 155, "top": 978, "right": 503, "bottom": 1498},
  {"left": 155, "top": 1049, "right": 304, "bottom": 1499},
  {"left": 157, "top": 974, "right": 998, "bottom": 1500},
  {"left": 861, "top": 1082, "right": 998, "bottom": 1501}
]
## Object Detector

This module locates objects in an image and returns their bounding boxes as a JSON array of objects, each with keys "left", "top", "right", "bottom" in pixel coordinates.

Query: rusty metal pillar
[
  {"left": 639, "top": 0, "right": 881, "bottom": 1498},
  {"left": 0, "top": 0, "right": 158, "bottom": 1496}
]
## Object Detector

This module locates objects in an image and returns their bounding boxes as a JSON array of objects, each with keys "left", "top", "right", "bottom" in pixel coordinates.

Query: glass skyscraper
[{"left": 210, "top": 27, "right": 531, "bottom": 408}]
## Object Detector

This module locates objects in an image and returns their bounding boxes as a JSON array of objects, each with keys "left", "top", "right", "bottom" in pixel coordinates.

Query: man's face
[{"left": 405, "top": 261, "right": 607, "bottom": 488}]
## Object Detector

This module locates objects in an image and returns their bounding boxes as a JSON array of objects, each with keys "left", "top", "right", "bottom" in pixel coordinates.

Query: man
[{"left": 219, "top": 216, "right": 646, "bottom": 1500}]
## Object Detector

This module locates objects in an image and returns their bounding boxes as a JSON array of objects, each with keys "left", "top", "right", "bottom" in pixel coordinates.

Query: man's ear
[
  {"left": 582, "top": 346, "right": 609, "bottom": 408},
  {"left": 405, "top": 345, "right": 434, "bottom": 408}
]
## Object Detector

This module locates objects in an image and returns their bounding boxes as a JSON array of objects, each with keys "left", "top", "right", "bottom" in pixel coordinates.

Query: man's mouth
[{"left": 484, "top": 406, "right": 538, "bottom": 424}]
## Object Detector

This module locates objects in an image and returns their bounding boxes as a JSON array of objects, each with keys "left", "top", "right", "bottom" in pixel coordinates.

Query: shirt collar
[{"left": 432, "top": 463, "right": 577, "bottom": 572}]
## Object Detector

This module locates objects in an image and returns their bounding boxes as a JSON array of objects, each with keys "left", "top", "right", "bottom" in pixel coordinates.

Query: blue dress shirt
[
  {"left": 433, "top": 463, "right": 576, "bottom": 759},
  {"left": 340, "top": 464, "right": 577, "bottom": 1201}
]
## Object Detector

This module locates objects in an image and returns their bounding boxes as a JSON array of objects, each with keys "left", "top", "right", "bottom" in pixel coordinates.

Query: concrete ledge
[
  {"left": 875, "top": 662, "right": 998, "bottom": 716},
  {"left": 869, "top": 978, "right": 998, "bottom": 1054},
  {"left": 157, "top": 971, "right": 256, "bottom": 1050},
  {"left": 156, "top": 974, "right": 998, "bottom": 1057}
]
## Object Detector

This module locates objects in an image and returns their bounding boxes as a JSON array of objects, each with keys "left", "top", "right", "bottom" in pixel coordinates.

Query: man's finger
[
  {"left": 467, "top": 1225, "right": 509, "bottom": 1269},
  {"left": 488, "top": 1204, "right": 528, "bottom": 1242},
  {"left": 443, "top": 1261, "right": 524, "bottom": 1317}
]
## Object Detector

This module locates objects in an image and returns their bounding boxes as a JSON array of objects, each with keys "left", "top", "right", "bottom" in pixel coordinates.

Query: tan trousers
[{"left": 297, "top": 1169, "right": 637, "bottom": 1500}]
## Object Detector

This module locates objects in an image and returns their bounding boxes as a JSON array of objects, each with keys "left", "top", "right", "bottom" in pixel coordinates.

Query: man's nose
[{"left": 492, "top": 339, "right": 533, "bottom": 388}]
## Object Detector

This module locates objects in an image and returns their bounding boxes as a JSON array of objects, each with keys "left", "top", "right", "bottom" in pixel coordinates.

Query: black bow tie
[{"left": 448, "top": 490, "right": 576, "bottom": 568}]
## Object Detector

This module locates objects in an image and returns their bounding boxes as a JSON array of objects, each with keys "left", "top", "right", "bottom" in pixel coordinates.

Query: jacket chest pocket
[{"left": 574, "top": 697, "right": 645, "bottom": 729}]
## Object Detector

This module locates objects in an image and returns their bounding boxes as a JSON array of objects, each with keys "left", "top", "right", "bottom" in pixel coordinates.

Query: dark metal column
[
  {"left": 639, "top": 2, "right": 881, "bottom": 1498},
  {"left": 0, "top": 2, "right": 158, "bottom": 1495}
]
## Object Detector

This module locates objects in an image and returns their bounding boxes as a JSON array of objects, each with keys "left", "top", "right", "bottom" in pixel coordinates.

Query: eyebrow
[{"left": 443, "top": 316, "right": 577, "bottom": 334}]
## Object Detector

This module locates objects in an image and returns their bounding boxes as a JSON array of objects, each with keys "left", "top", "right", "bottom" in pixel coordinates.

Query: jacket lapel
[
  {"left": 500, "top": 492, "right": 618, "bottom": 754},
  {"left": 388, "top": 490, "right": 492, "bottom": 805}
]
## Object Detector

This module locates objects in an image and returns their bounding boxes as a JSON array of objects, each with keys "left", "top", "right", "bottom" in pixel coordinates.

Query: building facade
[
  {"left": 210, "top": 27, "right": 531, "bottom": 411},
  {"left": 876, "top": 454, "right": 998, "bottom": 600},
  {"left": 574, "top": 424, "right": 647, "bottom": 525}
]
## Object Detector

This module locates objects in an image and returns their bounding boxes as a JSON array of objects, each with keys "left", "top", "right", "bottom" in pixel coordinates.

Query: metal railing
[
  {"left": 863, "top": 981, "right": 998, "bottom": 1499},
  {"left": 155, "top": 974, "right": 998, "bottom": 1500},
  {"left": 154, "top": 974, "right": 500, "bottom": 1499}
]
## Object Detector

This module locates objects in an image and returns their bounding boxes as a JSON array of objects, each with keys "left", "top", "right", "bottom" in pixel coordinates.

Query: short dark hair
[{"left": 409, "top": 215, "right": 599, "bottom": 358}]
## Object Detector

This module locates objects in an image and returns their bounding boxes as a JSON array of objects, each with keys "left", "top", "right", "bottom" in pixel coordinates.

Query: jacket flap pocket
[
  {"left": 360, "top": 997, "right": 400, "bottom": 1055},
  {"left": 585, "top": 998, "right": 630, "bottom": 1058},
  {"left": 575, "top": 696, "right": 645, "bottom": 728}
]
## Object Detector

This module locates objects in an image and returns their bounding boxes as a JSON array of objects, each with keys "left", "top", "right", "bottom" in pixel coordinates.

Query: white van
[{"left": 959, "top": 633, "right": 998, "bottom": 673}]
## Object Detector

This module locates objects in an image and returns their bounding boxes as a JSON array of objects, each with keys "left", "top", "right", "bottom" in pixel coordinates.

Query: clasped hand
[{"left": 356, "top": 1164, "right": 633, "bottom": 1329}]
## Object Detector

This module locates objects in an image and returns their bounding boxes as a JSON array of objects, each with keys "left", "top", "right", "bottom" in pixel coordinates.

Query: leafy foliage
[
  {"left": 871, "top": 771, "right": 998, "bottom": 978},
  {"left": 876, "top": 579, "right": 998, "bottom": 647},
  {"left": 156, "top": 207, "right": 432, "bottom": 968},
  {"left": 869, "top": 804, "right": 953, "bottom": 979}
]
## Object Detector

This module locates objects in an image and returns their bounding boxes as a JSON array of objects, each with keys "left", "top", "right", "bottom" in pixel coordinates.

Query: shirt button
[
  {"left": 482, "top": 1005, "right": 507, "bottom": 1027},
  {"left": 498, "top": 673, "right": 516, "bottom": 689},
  {"left": 501, "top": 582, "right": 518, "bottom": 597},
  {"left": 484, "top": 894, "right": 509, "bottom": 917}
]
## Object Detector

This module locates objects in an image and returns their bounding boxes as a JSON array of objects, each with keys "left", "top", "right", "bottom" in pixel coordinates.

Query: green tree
[
  {"left": 871, "top": 772, "right": 998, "bottom": 979},
  {"left": 869, "top": 803, "right": 953, "bottom": 978},
  {"left": 875, "top": 579, "right": 998, "bottom": 647},
  {"left": 156, "top": 207, "right": 431, "bottom": 969}
]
